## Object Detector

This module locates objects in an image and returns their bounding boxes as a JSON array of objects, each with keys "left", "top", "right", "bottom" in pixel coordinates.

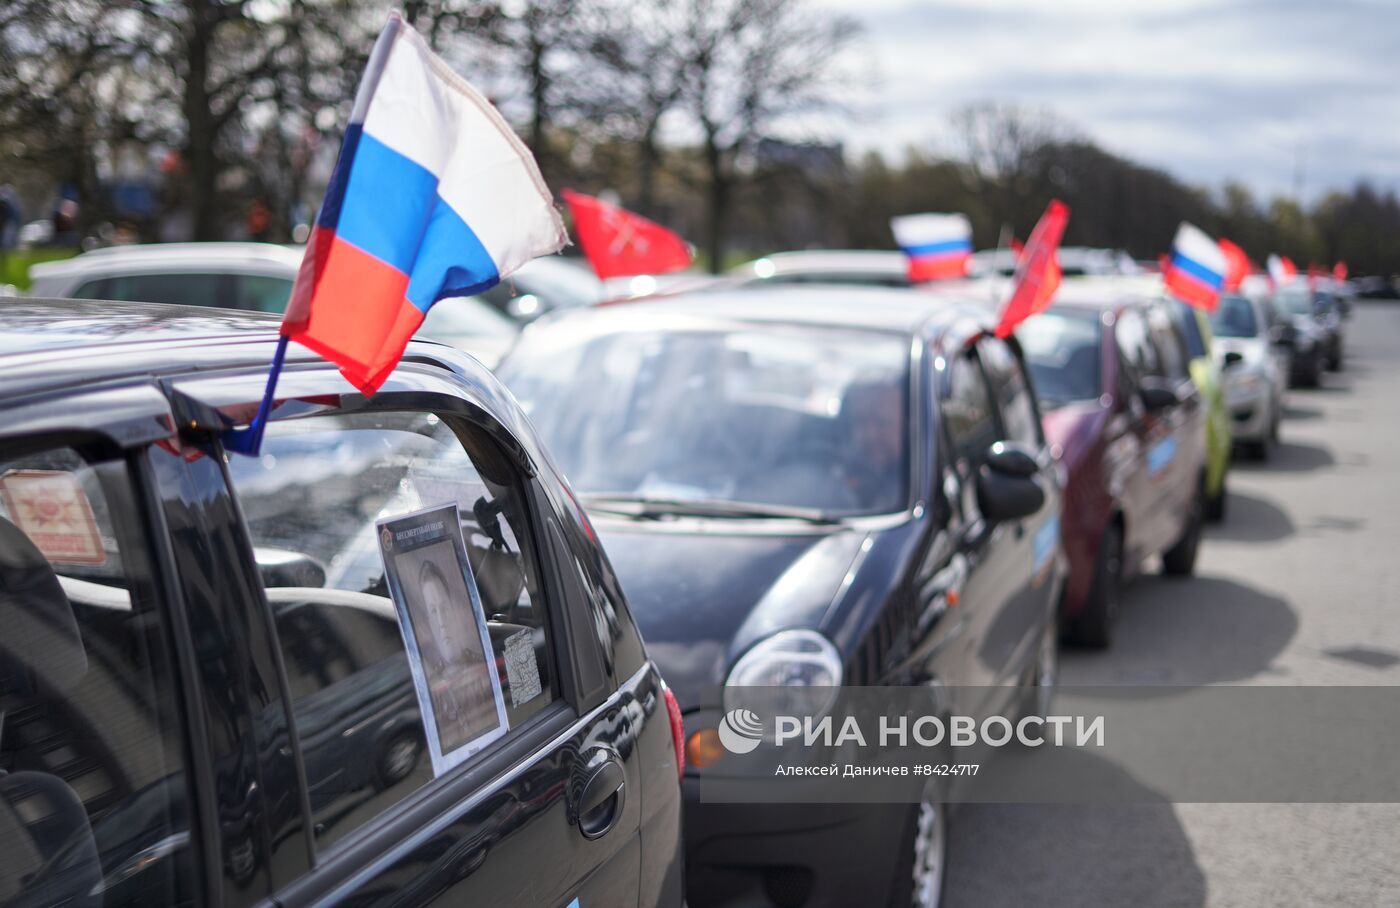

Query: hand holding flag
[
  {"left": 562, "top": 190, "right": 692, "bottom": 280},
  {"left": 994, "top": 199, "right": 1070, "bottom": 338},
  {"left": 225, "top": 12, "right": 565, "bottom": 454}
]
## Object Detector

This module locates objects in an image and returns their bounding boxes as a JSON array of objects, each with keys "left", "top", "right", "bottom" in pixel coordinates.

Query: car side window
[
  {"left": 74, "top": 273, "right": 233, "bottom": 309},
  {"left": 0, "top": 446, "right": 194, "bottom": 907},
  {"left": 225, "top": 411, "right": 557, "bottom": 848},
  {"left": 235, "top": 275, "right": 294, "bottom": 313},
  {"left": 977, "top": 337, "right": 1042, "bottom": 448},
  {"left": 1148, "top": 307, "right": 1190, "bottom": 380},
  {"left": 943, "top": 350, "right": 998, "bottom": 467},
  {"left": 1114, "top": 308, "right": 1159, "bottom": 383}
]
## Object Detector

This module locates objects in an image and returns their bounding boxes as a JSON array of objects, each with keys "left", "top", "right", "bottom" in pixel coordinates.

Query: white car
[
  {"left": 25, "top": 242, "right": 519, "bottom": 366},
  {"left": 731, "top": 250, "right": 911, "bottom": 287},
  {"left": 1210, "top": 293, "right": 1288, "bottom": 458}
]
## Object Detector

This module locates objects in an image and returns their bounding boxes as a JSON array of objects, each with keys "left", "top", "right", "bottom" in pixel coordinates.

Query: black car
[
  {"left": 0, "top": 300, "right": 682, "bottom": 908},
  {"left": 1272, "top": 284, "right": 1345, "bottom": 375},
  {"left": 498, "top": 287, "right": 1064, "bottom": 908}
]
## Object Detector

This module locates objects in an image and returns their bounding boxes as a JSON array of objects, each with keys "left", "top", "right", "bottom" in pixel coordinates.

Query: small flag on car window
[
  {"left": 224, "top": 12, "right": 566, "bottom": 455},
  {"left": 563, "top": 190, "right": 692, "bottom": 280},
  {"left": 994, "top": 199, "right": 1069, "bottom": 338}
]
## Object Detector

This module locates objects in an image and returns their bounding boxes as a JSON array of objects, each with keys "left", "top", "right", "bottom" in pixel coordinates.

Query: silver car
[{"left": 1210, "top": 293, "right": 1288, "bottom": 458}]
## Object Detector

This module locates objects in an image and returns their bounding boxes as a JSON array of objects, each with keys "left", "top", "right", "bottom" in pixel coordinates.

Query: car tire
[
  {"left": 1065, "top": 522, "right": 1122, "bottom": 648},
  {"left": 889, "top": 791, "right": 947, "bottom": 908},
  {"left": 1205, "top": 479, "right": 1227, "bottom": 522},
  {"left": 1161, "top": 487, "right": 1203, "bottom": 577},
  {"left": 1243, "top": 437, "right": 1270, "bottom": 461},
  {"left": 375, "top": 731, "right": 422, "bottom": 789}
]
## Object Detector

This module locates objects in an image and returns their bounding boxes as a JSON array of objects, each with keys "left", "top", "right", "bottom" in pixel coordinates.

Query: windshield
[
  {"left": 1275, "top": 287, "right": 1315, "bottom": 316},
  {"left": 1017, "top": 311, "right": 1102, "bottom": 404},
  {"left": 1211, "top": 295, "right": 1259, "bottom": 338},
  {"left": 500, "top": 323, "right": 911, "bottom": 516}
]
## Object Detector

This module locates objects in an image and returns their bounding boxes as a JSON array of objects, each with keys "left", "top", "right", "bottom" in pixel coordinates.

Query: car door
[
  {"left": 169, "top": 364, "right": 646, "bottom": 908},
  {"left": 1111, "top": 306, "right": 1177, "bottom": 561},
  {"left": 937, "top": 343, "right": 1023, "bottom": 716},
  {"left": 975, "top": 334, "right": 1059, "bottom": 688},
  {"left": 1147, "top": 304, "right": 1205, "bottom": 539}
]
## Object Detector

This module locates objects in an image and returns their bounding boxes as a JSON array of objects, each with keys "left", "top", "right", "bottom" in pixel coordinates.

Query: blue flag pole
[{"left": 222, "top": 335, "right": 290, "bottom": 457}]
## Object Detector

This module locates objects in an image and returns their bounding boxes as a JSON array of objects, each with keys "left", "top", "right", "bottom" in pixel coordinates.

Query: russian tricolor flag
[
  {"left": 890, "top": 213, "right": 973, "bottom": 282},
  {"left": 1163, "top": 222, "right": 1226, "bottom": 311},
  {"left": 283, "top": 12, "right": 566, "bottom": 394}
]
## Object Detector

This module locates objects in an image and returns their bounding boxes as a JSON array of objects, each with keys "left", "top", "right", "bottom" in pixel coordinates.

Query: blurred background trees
[{"left": 2, "top": 0, "right": 1397, "bottom": 276}]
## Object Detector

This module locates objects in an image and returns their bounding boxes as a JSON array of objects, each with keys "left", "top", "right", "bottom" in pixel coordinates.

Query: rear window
[
  {"left": 1212, "top": 296, "right": 1259, "bottom": 338},
  {"left": 1017, "top": 311, "right": 1102, "bottom": 405}
]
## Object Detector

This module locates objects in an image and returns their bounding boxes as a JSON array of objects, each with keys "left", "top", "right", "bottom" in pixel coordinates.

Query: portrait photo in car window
[{"left": 377, "top": 503, "right": 508, "bottom": 775}]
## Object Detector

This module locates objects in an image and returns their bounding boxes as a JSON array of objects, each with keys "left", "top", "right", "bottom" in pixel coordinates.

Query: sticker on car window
[
  {"left": 1147, "top": 437, "right": 1177, "bottom": 475},
  {"left": 0, "top": 470, "right": 106, "bottom": 566},
  {"left": 503, "top": 628, "right": 543, "bottom": 707},
  {"left": 378, "top": 503, "right": 509, "bottom": 776}
]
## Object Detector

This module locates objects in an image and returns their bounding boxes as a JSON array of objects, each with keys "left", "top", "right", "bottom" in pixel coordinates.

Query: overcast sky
[{"left": 819, "top": 0, "right": 1399, "bottom": 202}]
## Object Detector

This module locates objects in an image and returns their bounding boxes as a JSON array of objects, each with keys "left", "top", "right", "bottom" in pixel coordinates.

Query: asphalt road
[{"left": 943, "top": 302, "right": 1400, "bottom": 907}]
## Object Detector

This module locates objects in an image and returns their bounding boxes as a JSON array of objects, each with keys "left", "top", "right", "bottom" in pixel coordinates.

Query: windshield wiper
[{"left": 579, "top": 493, "right": 839, "bottom": 524}]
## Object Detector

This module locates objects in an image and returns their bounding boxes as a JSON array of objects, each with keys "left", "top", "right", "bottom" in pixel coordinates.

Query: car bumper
[
  {"left": 683, "top": 787, "right": 911, "bottom": 908},
  {"left": 1226, "top": 389, "right": 1271, "bottom": 441}
]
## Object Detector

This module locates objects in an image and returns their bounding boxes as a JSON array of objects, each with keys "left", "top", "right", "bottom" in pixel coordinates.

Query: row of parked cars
[{"left": 0, "top": 241, "right": 1353, "bottom": 908}]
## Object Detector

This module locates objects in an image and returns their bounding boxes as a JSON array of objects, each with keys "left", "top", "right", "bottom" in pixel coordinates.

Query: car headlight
[{"left": 724, "top": 629, "right": 843, "bottom": 718}]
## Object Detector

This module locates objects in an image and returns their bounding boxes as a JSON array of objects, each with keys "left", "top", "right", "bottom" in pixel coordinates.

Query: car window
[
  {"left": 75, "top": 273, "right": 232, "bottom": 309},
  {"left": 943, "top": 350, "right": 998, "bottom": 466},
  {"left": 977, "top": 336, "right": 1042, "bottom": 448},
  {"left": 1148, "top": 307, "right": 1190, "bottom": 380},
  {"left": 235, "top": 275, "right": 294, "bottom": 313},
  {"left": 0, "top": 446, "right": 193, "bottom": 907},
  {"left": 1211, "top": 295, "right": 1259, "bottom": 338},
  {"left": 1017, "top": 311, "right": 1102, "bottom": 405},
  {"left": 225, "top": 411, "right": 556, "bottom": 848},
  {"left": 501, "top": 324, "right": 911, "bottom": 516},
  {"left": 1114, "top": 308, "right": 1159, "bottom": 381},
  {"left": 1174, "top": 302, "right": 1208, "bottom": 359}
]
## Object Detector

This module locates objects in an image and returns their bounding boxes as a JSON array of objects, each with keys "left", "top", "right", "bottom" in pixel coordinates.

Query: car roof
[
  {"left": 0, "top": 299, "right": 468, "bottom": 401},
  {"left": 732, "top": 250, "right": 907, "bottom": 277},
  {"left": 28, "top": 242, "right": 304, "bottom": 280},
  {"left": 528, "top": 284, "right": 993, "bottom": 340},
  {"left": 1045, "top": 275, "right": 1169, "bottom": 312}
]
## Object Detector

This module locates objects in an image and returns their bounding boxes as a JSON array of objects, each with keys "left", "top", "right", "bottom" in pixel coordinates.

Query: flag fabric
[
  {"left": 1267, "top": 254, "right": 1297, "bottom": 287},
  {"left": 995, "top": 199, "right": 1070, "bottom": 338},
  {"left": 562, "top": 189, "right": 692, "bottom": 280},
  {"left": 282, "top": 12, "right": 566, "bottom": 394},
  {"left": 1333, "top": 261, "right": 1349, "bottom": 282},
  {"left": 890, "top": 213, "right": 973, "bottom": 282},
  {"left": 1163, "top": 222, "right": 1227, "bottom": 311},
  {"left": 1218, "top": 238, "right": 1251, "bottom": 292}
]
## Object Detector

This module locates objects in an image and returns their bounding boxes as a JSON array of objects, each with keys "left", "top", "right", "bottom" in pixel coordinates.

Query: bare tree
[{"left": 675, "top": 0, "right": 858, "bottom": 271}]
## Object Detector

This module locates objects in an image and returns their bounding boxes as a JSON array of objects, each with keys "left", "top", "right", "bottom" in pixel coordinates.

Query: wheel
[
  {"left": 375, "top": 731, "right": 422, "bottom": 789},
  {"left": 1065, "top": 522, "right": 1122, "bottom": 647},
  {"left": 1243, "top": 437, "right": 1271, "bottom": 461},
  {"left": 1161, "top": 488, "right": 1204, "bottom": 577},
  {"left": 1205, "top": 479, "right": 1227, "bottom": 522},
  {"left": 890, "top": 792, "right": 947, "bottom": 908}
]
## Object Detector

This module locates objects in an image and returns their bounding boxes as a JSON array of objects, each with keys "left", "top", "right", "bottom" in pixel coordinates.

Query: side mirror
[
  {"left": 976, "top": 442, "right": 1045, "bottom": 523},
  {"left": 1222, "top": 351, "right": 1244, "bottom": 369},
  {"left": 1138, "top": 378, "right": 1179, "bottom": 412},
  {"left": 985, "top": 440, "right": 1039, "bottom": 478}
]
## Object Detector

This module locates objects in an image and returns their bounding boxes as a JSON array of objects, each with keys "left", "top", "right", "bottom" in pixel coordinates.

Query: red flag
[
  {"left": 1333, "top": 261, "right": 1348, "bottom": 282},
  {"left": 1218, "top": 238, "right": 1250, "bottom": 292},
  {"left": 1009, "top": 236, "right": 1025, "bottom": 258},
  {"left": 563, "top": 189, "right": 692, "bottom": 280},
  {"left": 995, "top": 199, "right": 1070, "bottom": 338}
]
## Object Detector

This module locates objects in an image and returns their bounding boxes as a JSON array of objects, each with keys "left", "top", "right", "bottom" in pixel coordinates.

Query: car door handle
[{"left": 573, "top": 753, "right": 626, "bottom": 840}]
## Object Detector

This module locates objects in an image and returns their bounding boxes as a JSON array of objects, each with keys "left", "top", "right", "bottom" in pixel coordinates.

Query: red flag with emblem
[
  {"left": 1218, "top": 238, "right": 1250, "bottom": 292},
  {"left": 1333, "top": 261, "right": 1348, "bottom": 282},
  {"left": 995, "top": 199, "right": 1070, "bottom": 338},
  {"left": 563, "top": 189, "right": 692, "bottom": 280}
]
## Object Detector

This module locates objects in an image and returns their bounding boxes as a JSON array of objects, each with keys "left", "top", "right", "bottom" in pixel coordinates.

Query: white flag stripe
[
  {"left": 890, "top": 213, "right": 973, "bottom": 248},
  {"left": 1174, "top": 222, "right": 1226, "bottom": 274},
  {"left": 358, "top": 15, "right": 565, "bottom": 278}
]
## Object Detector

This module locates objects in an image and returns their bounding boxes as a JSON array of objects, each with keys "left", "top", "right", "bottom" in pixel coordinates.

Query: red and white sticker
[{"left": 0, "top": 470, "right": 106, "bottom": 566}]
